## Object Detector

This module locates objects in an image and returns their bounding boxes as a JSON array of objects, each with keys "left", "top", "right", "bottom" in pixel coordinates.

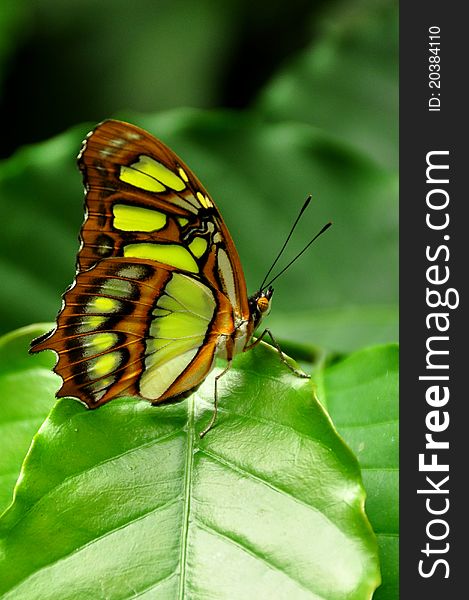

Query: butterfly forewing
[
  {"left": 31, "top": 120, "right": 251, "bottom": 408},
  {"left": 76, "top": 120, "right": 248, "bottom": 310}
]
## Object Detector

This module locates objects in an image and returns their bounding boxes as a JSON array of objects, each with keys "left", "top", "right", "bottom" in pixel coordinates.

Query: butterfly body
[{"left": 31, "top": 120, "right": 273, "bottom": 411}]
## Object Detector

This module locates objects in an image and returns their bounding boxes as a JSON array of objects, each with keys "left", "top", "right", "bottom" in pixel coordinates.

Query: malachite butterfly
[{"left": 31, "top": 120, "right": 322, "bottom": 435}]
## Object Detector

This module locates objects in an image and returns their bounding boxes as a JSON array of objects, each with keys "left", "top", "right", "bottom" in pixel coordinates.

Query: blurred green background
[{"left": 0, "top": 0, "right": 398, "bottom": 352}]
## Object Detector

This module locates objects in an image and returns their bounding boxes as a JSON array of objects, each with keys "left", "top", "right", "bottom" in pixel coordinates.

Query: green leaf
[
  {"left": 257, "top": 0, "right": 398, "bottom": 169},
  {"left": 0, "top": 110, "right": 397, "bottom": 337},
  {"left": 0, "top": 336, "right": 380, "bottom": 599},
  {"left": 0, "top": 325, "right": 57, "bottom": 515},
  {"left": 324, "top": 344, "right": 398, "bottom": 600}
]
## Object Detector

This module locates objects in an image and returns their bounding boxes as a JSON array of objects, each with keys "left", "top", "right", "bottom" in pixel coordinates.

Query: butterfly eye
[{"left": 257, "top": 296, "right": 270, "bottom": 313}]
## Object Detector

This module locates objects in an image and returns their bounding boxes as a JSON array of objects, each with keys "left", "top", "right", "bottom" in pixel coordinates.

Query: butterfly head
[{"left": 249, "top": 285, "right": 274, "bottom": 328}]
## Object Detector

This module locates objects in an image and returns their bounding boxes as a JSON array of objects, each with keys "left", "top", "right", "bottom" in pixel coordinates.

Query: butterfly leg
[
  {"left": 199, "top": 361, "right": 232, "bottom": 438},
  {"left": 246, "top": 329, "right": 310, "bottom": 379}
]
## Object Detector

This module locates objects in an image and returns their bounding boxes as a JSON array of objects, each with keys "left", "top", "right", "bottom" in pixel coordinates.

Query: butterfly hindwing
[{"left": 32, "top": 258, "right": 236, "bottom": 407}]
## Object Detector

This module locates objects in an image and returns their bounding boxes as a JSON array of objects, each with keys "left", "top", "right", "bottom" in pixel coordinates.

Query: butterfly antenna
[
  {"left": 263, "top": 221, "right": 332, "bottom": 289},
  {"left": 259, "top": 195, "right": 312, "bottom": 291}
]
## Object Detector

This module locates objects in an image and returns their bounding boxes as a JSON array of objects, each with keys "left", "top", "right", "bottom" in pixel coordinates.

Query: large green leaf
[
  {"left": 257, "top": 0, "right": 398, "bottom": 169},
  {"left": 324, "top": 345, "right": 398, "bottom": 600},
  {"left": 0, "top": 110, "right": 397, "bottom": 340},
  {"left": 0, "top": 329, "right": 380, "bottom": 599},
  {"left": 0, "top": 326, "right": 56, "bottom": 515}
]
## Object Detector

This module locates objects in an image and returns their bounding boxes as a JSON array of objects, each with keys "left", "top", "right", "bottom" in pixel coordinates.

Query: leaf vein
[
  {"left": 177, "top": 394, "right": 195, "bottom": 599},
  {"left": 1, "top": 497, "right": 181, "bottom": 598},
  {"left": 196, "top": 519, "right": 327, "bottom": 599},
  {"left": 126, "top": 570, "right": 178, "bottom": 599},
  {"left": 7, "top": 427, "right": 184, "bottom": 532},
  {"left": 212, "top": 404, "right": 336, "bottom": 458},
  {"left": 199, "top": 447, "right": 348, "bottom": 535}
]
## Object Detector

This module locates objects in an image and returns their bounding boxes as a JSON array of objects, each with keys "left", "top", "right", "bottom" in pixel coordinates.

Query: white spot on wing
[{"left": 110, "top": 138, "right": 125, "bottom": 148}]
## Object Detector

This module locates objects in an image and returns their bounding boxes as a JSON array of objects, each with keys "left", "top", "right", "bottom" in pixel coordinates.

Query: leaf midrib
[{"left": 178, "top": 392, "right": 195, "bottom": 600}]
